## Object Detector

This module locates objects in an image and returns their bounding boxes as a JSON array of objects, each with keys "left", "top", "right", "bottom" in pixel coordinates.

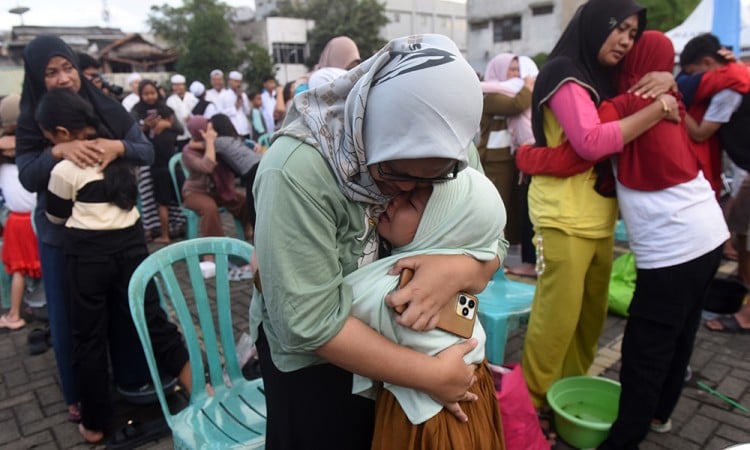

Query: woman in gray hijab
[{"left": 250, "top": 34, "right": 504, "bottom": 449}]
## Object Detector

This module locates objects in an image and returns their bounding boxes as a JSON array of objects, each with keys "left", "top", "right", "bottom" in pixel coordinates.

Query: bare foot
[{"left": 78, "top": 423, "right": 104, "bottom": 444}]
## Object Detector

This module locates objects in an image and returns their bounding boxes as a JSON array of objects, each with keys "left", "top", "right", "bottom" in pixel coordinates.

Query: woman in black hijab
[
  {"left": 15, "top": 35, "right": 154, "bottom": 426},
  {"left": 520, "top": 0, "right": 677, "bottom": 428}
]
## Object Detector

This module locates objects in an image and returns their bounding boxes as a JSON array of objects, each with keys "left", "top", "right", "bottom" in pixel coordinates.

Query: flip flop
[
  {"left": 537, "top": 409, "right": 558, "bottom": 446},
  {"left": 705, "top": 315, "right": 750, "bottom": 334},
  {"left": 228, "top": 266, "right": 254, "bottom": 282},
  {"left": 106, "top": 418, "right": 171, "bottom": 450},
  {"left": 0, "top": 314, "right": 26, "bottom": 330}
]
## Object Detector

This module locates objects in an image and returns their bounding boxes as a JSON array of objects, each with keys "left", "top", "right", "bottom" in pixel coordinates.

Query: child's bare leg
[
  {"left": 154, "top": 205, "right": 171, "bottom": 243},
  {"left": 178, "top": 362, "right": 193, "bottom": 395},
  {"left": 0, "top": 273, "right": 26, "bottom": 329}
]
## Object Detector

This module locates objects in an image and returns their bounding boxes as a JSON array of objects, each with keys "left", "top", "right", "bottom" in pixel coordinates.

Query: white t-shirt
[
  {"left": 166, "top": 92, "right": 198, "bottom": 141},
  {"left": 0, "top": 164, "right": 36, "bottom": 213},
  {"left": 615, "top": 170, "right": 728, "bottom": 269},
  {"left": 205, "top": 88, "right": 225, "bottom": 104},
  {"left": 121, "top": 93, "right": 140, "bottom": 112},
  {"left": 216, "top": 89, "right": 251, "bottom": 136},
  {"left": 703, "top": 89, "right": 743, "bottom": 123}
]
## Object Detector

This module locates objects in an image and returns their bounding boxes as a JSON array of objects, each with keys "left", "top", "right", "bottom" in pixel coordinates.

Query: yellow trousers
[{"left": 522, "top": 227, "right": 613, "bottom": 408}]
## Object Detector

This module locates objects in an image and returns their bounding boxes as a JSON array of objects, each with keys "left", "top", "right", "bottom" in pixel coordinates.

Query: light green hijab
[{"left": 345, "top": 167, "right": 507, "bottom": 424}]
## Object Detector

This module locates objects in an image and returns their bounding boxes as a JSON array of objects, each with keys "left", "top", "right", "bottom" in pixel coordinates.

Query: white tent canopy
[{"left": 666, "top": 0, "right": 750, "bottom": 55}]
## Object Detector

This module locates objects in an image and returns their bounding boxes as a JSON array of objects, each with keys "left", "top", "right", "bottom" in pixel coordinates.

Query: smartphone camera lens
[
  {"left": 459, "top": 295, "right": 467, "bottom": 305},
  {"left": 462, "top": 307, "right": 469, "bottom": 316},
  {"left": 468, "top": 299, "right": 475, "bottom": 309}
]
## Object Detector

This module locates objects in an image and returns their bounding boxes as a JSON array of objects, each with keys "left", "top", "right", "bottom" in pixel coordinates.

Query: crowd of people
[{"left": 0, "top": 0, "right": 749, "bottom": 448}]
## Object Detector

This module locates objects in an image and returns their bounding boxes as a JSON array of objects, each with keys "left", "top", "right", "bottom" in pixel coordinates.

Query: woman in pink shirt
[{"left": 519, "top": 0, "right": 676, "bottom": 433}]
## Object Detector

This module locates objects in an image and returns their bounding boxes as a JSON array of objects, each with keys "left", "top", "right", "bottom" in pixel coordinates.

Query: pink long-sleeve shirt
[{"left": 548, "top": 82, "right": 623, "bottom": 160}]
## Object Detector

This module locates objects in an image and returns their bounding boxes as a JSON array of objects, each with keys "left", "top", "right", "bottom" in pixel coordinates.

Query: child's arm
[{"left": 45, "top": 163, "right": 75, "bottom": 224}]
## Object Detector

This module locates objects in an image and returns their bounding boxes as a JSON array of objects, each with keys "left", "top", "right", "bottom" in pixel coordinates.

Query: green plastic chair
[
  {"left": 256, "top": 133, "right": 271, "bottom": 149},
  {"left": 128, "top": 237, "right": 265, "bottom": 449},
  {"left": 168, "top": 153, "right": 246, "bottom": 241}
]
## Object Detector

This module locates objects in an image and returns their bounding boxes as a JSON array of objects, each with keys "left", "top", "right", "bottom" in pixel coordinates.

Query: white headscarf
[{"left": 278, "top": 34, "right": 482, "bottom": 205}]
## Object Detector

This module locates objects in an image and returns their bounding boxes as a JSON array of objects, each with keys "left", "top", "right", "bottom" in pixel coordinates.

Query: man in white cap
[
  {"left": 167, "top": 73, "right": 197, "bottom": 147},
  {"left": 120, "top": 72, "right": 142, "bottom": 112},
  {"left": 190, "top": 80, "right": 217, "bottom": 118},
  {"left": 205, "top": 69, "right": 226, "bottom": 103},
  {"left": 216, "top": 70, "right": 251, "bottom": 139}
]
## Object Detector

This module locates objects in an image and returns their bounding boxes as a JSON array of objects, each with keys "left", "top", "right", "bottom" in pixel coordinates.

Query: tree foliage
[
  {"left": 274, "top": 0, "right": 389, "bottom": 68},
  {"left": 147, "top": 0, "right": 274, "bottom": 86},
  {"left": 637, "top": 0, "right": 702, "bottom": 32},
  {"left": 242, "top": 42, "right": 277, "bottom": 92}
]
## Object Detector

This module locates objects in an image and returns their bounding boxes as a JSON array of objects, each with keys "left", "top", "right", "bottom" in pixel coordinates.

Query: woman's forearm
[
  {"left": 316, "top": 317, "right": 438, "bottom": 389},
  {"left": 120, "top": 123, "right": 154, "bottom": 166},
  {"left": 617, "top": 100, "right": 669, "bottom": 145}
]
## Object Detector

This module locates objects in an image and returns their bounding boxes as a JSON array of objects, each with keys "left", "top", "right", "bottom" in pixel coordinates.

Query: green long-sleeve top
[{"left": 477, "top": 88, "right": 532, "bottom": 164}]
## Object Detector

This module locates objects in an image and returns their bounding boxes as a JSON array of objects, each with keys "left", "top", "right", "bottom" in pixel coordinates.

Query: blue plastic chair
[
  {"left": 476, "top": 270, "right": 536, "bottom": 364},
  {"left": 128, "top": 237, "right": 265, "bottom": 449},
  {"left": 168, "top": 153, "right": 246, "bottom": 241}
]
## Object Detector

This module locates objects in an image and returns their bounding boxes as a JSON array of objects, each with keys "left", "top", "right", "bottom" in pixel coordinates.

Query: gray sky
[{"left": 1, "top": 0, "right": 255, "bottom": 33}]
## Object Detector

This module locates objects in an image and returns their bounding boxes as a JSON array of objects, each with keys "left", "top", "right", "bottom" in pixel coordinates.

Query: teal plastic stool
[
  {"left": 128, "top": 237, "right": 265, "bottom": 449},
  {"left": 476, "top": 270, "right": 536, "bottom": 364},
  {"left": 614, "top": 219, "right": 629, "bottom": 242}
]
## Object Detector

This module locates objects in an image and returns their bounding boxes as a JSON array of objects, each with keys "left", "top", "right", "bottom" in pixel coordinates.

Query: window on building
[
  {"left": 272, "top": 42, "right": 306, "bottom": 65},
  {"left": 469, "top": 20, "right": 488, "bottom": 31},
  {"left": 392, "top": 12, "right": 400, "bottom": 23},
  {"left": 493, "top": 16, "right": 521, "bottom": 42},
  {"left": 531, "top": 4, "right": 554, "bottom": 15}
]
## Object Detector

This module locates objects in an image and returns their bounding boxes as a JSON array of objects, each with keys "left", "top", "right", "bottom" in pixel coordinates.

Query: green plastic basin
[{"left": 547, "top": 376, "right": 621, "bottom": 449}]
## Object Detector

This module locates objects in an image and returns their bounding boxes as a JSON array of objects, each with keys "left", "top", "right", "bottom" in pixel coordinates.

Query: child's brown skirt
[{"left": 371, "top": 360, "right": 505, "bottom": 450}]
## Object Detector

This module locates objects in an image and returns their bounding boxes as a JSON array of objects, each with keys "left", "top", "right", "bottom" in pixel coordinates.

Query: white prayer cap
[
  {"left": 228, "top": 71, "right": 243, "bottom": 81},
  {"left": 126, "top": 72, "right": 142, "bottom": 85},
  {"left": 189, "top": 81, "right": 205, "bottom": 97},
  {"left": 170, "top": 74, "right": 186, "bottom": 84},
  {"left": 210, "top": 69, "right": 224, "bottom": 77}
]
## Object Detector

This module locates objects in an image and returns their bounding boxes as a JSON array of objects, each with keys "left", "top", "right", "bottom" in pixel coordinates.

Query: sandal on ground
[
  {"left": 650, "top": 418, "right": 672, "bottom": 433},
  {"left": 0, "top": 314, "right": 25, "bottom": 330},
  {"left": 27, "top": 327, "right": 50, "bottom": 355},
  {"left": 228, "top": 266, "right": 254, "bottom": 282},
  {"left": 537, "top": 409, "right": 557, "bottom": 446},
  {"left": 78, "top": 423, "right": 104, "bottom": 444},
  {"left": 106, "top": 418, "right": 171, "bottom": 450},
  {"left": 68, "top": 404, "right": 82, "bottom": 423},
  {"left": 705, "top": 315, "right": 750, "bottom": 334}
]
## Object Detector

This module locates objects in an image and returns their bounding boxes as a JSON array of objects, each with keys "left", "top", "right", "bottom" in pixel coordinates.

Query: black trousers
[
  {"left": 67, "top": 248, "right": 188, "bottom": 431},
  {"left": 257, "top": 326, "right": 375, "bottom": 450},
  {"left": 600, "top": 246, "right": 722, "bottom": 450},
  {"left": 242, "top": 164, "right": 259, "bottom": 228}
]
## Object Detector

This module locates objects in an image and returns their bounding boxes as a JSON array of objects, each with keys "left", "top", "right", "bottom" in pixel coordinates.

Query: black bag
[{"left": 719, "top": 92, "right": 750, "bottom": 171}]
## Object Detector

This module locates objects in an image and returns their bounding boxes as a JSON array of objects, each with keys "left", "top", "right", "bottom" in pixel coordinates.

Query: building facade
[
  {"left": 466, "top": 0, "right": 584, "bottom": 73},
  {"left": 254, "top": 0, "right": 468, "bottom": 55}
]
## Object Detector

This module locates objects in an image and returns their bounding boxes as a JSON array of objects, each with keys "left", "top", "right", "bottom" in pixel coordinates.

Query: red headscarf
[{"left": 608, "top": 30, "right": 699, "bottom": 191}]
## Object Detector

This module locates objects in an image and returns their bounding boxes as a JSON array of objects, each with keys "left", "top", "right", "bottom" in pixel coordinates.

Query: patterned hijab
[{"left": 278, "top": 34, "right": 483, "bottom": 205}]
